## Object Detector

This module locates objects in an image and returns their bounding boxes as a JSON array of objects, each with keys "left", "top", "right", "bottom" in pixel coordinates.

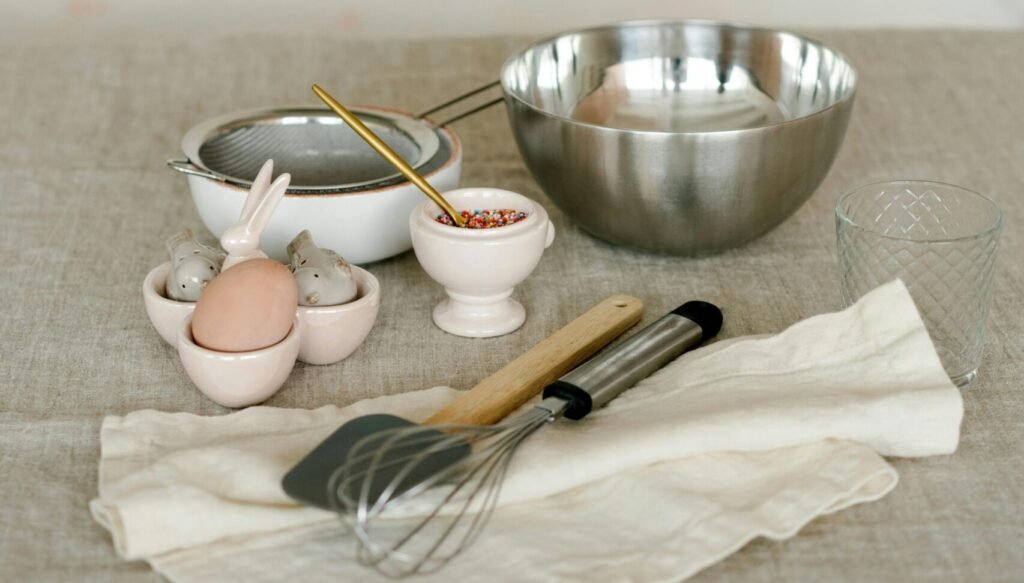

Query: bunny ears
[{"left": 221, "top": 160, "right": 291, "bottom": 271}]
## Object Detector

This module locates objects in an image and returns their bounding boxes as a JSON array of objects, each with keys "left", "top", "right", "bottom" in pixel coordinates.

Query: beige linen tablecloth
[{"left": 1, "top": 30, "right": 1022, "bottom": 581}]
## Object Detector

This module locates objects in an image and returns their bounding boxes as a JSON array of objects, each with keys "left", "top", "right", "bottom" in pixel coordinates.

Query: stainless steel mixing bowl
[{"left": 499, "top": 20, "right": 857, "bottom": 254}]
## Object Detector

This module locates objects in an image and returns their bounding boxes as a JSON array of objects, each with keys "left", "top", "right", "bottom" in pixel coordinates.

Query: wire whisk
[
  {"left": 328, "top": 404, "right": 556, "bottom": 577},
  {"left": 324, "top": 301, "right": 721, "bottom": 578}
]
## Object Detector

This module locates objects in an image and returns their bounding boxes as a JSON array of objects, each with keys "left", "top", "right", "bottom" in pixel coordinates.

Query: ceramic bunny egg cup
[
  {"left": 176, "top": 161, "right": 300, "bottom": 408},
  {"left": 410, "top": 187, "right": 555, "bottom": 338},
  {"left": 144, "top": 160, "right": 381, "bottom": 407},
  {"left": 143, "top": 159, "right": 287, "bottom": 347}
]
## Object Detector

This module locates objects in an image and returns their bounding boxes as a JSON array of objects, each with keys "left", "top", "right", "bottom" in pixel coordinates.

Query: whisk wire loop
[{"left": 329, "top": 407, "right": 556, "bottom": 576}]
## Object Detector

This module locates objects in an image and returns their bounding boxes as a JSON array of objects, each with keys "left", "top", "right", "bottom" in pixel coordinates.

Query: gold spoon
[{"left": 312, "top": 84, "right": 466, "bottom": 227}]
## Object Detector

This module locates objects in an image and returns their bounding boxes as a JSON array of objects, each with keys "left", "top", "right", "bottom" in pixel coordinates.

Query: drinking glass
[{"left": 836, "top": 180, "right": 1002, "bottom": 387}]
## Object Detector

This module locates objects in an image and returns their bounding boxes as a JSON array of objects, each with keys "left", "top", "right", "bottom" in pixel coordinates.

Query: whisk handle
[
  {"left": 424, "top": 294, "right": 643, "bottom": 426},
  {"left": 544, "top": 301, "right": 722, "bottom": 420}
]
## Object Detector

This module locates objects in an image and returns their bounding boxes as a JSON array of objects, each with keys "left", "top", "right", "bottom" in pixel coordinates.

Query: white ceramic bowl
[
  {"left": 295, "top": 265, "right": 381, "bottom": 365},
  {"left": 177, "top": 315, "right": 301, "bottom": 408},
  {"left": 143, "top": 262, "right": 196, "bottom": 345},
  {"left": 184, "top": 118, "right": 462, "bottom": 265},
  {"left": 410, "top": 188, "right": 555, "bottom": 337}
]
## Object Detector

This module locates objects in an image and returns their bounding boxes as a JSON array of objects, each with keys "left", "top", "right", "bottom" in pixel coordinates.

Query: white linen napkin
[{"left": 91, "top": 280, "right": 962, "bottom": 582}]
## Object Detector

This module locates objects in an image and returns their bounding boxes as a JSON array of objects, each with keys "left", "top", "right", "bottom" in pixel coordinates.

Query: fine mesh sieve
[{"left": 169, "top": 106, "right": 442, "bottom": 194}]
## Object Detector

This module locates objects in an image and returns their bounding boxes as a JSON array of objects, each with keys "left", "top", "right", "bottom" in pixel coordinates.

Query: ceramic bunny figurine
[
  {"left": 221, "top": 159, "right": 291, "bottom": 271},
  {"left": 288, "top": 229, "right": 358, "bottom": 306},
  {"left": 165, "top": 228, "right": 225, "bottom": 301}
]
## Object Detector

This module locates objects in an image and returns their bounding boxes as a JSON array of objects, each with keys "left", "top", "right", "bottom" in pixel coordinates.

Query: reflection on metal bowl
[{"left": 500, "top": 20, "right": 857, "bottom": 254}]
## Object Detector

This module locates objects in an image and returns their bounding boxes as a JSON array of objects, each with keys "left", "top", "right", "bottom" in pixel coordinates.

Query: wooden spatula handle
[{"left": 424, "top": 294, "right": 643, "bottom": 426}]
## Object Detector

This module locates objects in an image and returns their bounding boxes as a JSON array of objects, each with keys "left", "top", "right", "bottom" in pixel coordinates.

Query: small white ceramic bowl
[
  {"left": 295, "top": 265, "right": 381, "bottom": 365},
  {"left": 410, "top": 188, "right": 555, "bottom": 337},
  {"left": 177, "top": 314, "right": 301, "bottom": 408},
  {"left": 184, "top": 117, "right": 462, "bottom": 265},
  {"left": 143, "top": 262, "right": 196, "bottom": 345}
]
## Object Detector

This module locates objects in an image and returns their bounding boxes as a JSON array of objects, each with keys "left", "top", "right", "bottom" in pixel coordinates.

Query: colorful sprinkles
[{"left": 436, "top": 209, "right": 529, "bottom": 229}]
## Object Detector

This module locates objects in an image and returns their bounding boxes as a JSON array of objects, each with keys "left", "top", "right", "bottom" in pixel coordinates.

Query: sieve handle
[
  {"left": 167, "top": 159, "right": 223, "bottom": 182},
  {"left": 543, "top": 301, "right": 723, "bottom": 420},
  {"left": 424, "top": 295, "right": 644, "bottom": 426},
  {"left": 416, "top": 80, "right": 504, "bottom": 127}
]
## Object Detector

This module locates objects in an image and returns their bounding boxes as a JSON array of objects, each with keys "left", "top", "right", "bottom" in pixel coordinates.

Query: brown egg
[{"left": 192, "top": 259, "right": 299, "bottom": 352}]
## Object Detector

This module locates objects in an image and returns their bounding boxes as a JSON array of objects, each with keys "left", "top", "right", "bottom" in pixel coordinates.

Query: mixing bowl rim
[{"left": 499, "top": 18, "right": 858, "bottom": 136}]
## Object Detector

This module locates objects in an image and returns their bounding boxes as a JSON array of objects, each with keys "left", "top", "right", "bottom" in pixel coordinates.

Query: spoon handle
[{"left": 311, "top": 84, "right": 465, "bottom": 227}]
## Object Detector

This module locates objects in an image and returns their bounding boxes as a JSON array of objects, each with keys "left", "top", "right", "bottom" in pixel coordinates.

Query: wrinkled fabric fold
[{"left": 91, "top": 280, "right": 962, "bottom": 581}]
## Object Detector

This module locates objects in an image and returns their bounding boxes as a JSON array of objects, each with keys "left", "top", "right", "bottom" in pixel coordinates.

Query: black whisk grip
[{"left": 672, "top": 300, "right": 722, "bottom": 340}]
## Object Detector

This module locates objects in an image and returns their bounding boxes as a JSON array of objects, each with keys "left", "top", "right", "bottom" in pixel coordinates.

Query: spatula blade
[{"left": 282, "top": 414, "right": 470, "bottom": 510}]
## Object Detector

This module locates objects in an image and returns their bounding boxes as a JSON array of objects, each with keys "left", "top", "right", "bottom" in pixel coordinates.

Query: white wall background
[{"left": 3, "top": 0, "right": 1024, "bottom": 41}]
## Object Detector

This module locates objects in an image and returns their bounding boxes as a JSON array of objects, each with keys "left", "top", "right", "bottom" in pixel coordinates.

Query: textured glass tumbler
[{"left": 836, "top": 181, "right": 1002, "bottom": 387}]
